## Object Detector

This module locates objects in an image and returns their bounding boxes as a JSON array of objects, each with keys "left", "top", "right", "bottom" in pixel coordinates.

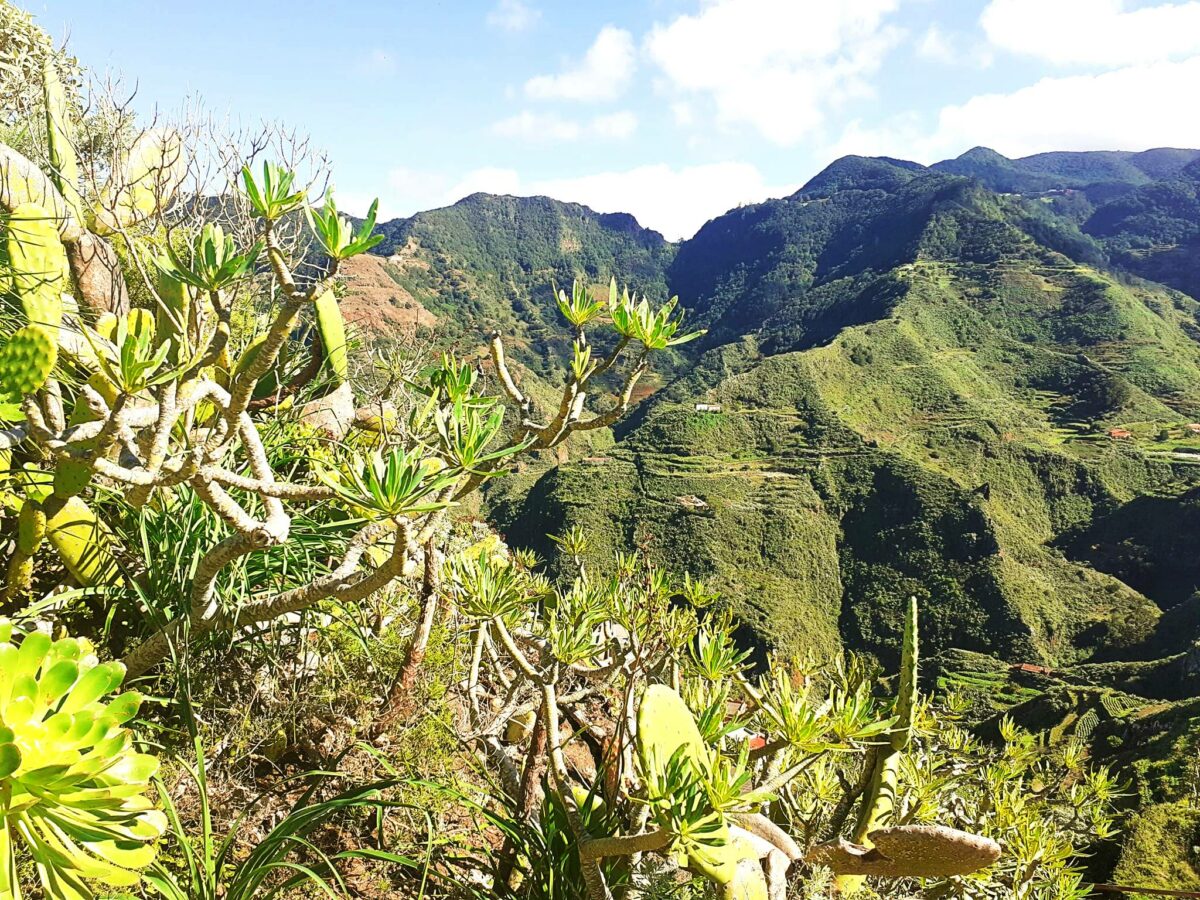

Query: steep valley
[{"left": 345, "top": 148, "right": 1200, "bottom": 883}]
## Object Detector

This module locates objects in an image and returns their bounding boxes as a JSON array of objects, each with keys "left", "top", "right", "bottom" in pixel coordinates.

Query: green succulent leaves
[
  {"left": 240, "top": 161, "right": 307, "bottom": 221},
  {"left": 610, "top": 285, "right": 704, "bottom": 350},
  {"left": 305, "top": 192, "right": 383, "bottom": 261},
  {"left": 448, "top": 553, "right": 548, "bottom": 621},
  {"left": 0, "top": 626, "right": 164, "bottom": 898},
  {"left": 556, "top": 280, "right": 606, "bottom": 328},
  {"left": 160, "top": 223, "right": 262, "bottom": 293},
  {"left": 318, "top": 446, "right": 456, "bottom": 519},
  {"left": 87, "top": 310, "right": 177, "bottom": 394}
]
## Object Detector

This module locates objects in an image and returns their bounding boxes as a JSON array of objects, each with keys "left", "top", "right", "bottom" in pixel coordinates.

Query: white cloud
[
  {"left": 831, "top": 56, "right": 1200, "bottom": 162},
  {"left": 671, "top": 102, "right": 694, "bottom": 126},
  {"left": 916, "top": 25, "right": 957, "bottom": 64},
  {"left": 981, "top": 0, "right": 1200, "bottom": 66},
  {"left": 645, "top": 0, "right": 904, "bottom": 145},
  {"left": 589, "top": 111, "right": 638, "bottom": 139},
  {"left": 487, "top": 0, "right": 540, "bottom": 33},
  {"left": 491, "top": 110, "right": 637, "bottom": 141},
  {"left": 914, "top": 25, "right": 993, "bottom": 68},
  {"left": 438, "top": 162, "right": 797, "bottom": 240},
  {"left": 493, "top": 111, "right": 584, "bottom": 141},
  {"left": 524, "top": 26, "right": 635, "bottom": 102}
]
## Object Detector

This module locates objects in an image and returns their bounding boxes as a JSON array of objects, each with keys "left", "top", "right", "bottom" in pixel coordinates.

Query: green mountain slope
[
  {"left": 360, "top": 192, "right": 675, "bottom": 378},
  {"left": 496, "top": 169, "right": 1200, "bottom": 668}
]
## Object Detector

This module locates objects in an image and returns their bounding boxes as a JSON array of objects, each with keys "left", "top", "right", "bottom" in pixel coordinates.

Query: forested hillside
[{"left": 347, "top": 149, "right": 1200, "bottom": 885}]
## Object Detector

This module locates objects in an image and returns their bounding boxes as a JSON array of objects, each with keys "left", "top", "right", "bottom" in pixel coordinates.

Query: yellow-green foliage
[
  {"left": 314, "top": 289, "right": 348, "bottom": 384},
  {"left": 0, "top": 324, "right": 56, "bottom": 396},
  {"left": 3, "top": 202, "right": 68, "bottom": 327},
  {"left": 0, "top": 625, "right": 164, "bottom": 897}
]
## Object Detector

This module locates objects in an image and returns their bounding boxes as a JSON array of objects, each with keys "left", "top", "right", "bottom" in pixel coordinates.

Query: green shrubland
[{"left": 3, "top": 3, "right": 1200, "bottom": 896}]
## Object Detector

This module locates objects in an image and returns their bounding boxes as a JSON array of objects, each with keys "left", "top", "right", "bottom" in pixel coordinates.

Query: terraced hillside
[
  {"left": 496, "top": 165, "right": 1200, "bottom": 669},
  {"left": 339, "top": 152, "right": 1200, "bottom": 878}
]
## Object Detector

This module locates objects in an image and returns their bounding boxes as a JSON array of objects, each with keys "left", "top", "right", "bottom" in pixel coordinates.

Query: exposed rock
[{"left": 65, "top": 231, "right": 129, "bottom": 317}]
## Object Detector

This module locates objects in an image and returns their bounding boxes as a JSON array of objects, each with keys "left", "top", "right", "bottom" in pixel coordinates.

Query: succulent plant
[
  {"left": 637, "top": 684, "right": 766, "bottom": 895},
  {"left": 313, "top": 289, "right": 348, "bottom": 384},
  {"left": 3, "top": 202, "right": 69, "bottom": 328},
  {"left": 305, "top": 192, "right": 383, "bottom": 260},
  {"left": 0, "top": 324, "right": 57, "bottom": 397},
  {"left": 0, "top": 624, "right": 165, "bottom": 898}
]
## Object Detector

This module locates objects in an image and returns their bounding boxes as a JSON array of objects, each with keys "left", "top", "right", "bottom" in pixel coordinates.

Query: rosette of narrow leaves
[
  {"left": 318, "top": 446, "right": 457, "bottom": 519},
  {"left": 160, "top": 223, "right": 262, "bottom": 292},
  {"left": 240, "top": 162, "right": 307, "bottom": 221},
  {"left": 434, "top": 397, "right": 529, "bottom": 475},
  {"left": 86, "top": 311, "right": 177, "bottom": 394},
  {"left": 555, "top": 280, "right": 606, "bottom": 329},
  {"left": 610, "top": 287, "right": 704, "bottom": 350},
  {"left": 0, "top": 624, "right": 165, "bottom": 898},
  {"left": 756, "top": 668, "right": 893, "bottom": 754},
  {"left": 688, "top": 681, "right": 750, "bottom": 746},
  {"left": 570, "top": 340, "right": 599, "bottom": 384},
  {"left": 414, "top": 353, "right": 475, "bottom": 404},
  {"left": 305, "top": 192, "right": 382, "bottom": 260},
  {"left": 689, "top": 626, "right": 751, "bottom": 682},
  {"left": 642, "top": 746, "right": 731, "bottom": 874},
  {"left": 448, "top": 553, "right": 548, "bottom": 620},
  {"left": 703, "top": 746, "right": 775, "bottom": 816},
  {"left": 541, "top": 581, "right": 608, "bottom": 667}
]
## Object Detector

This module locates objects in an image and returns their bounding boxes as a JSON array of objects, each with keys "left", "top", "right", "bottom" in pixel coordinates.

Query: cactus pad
[
  {"left": 44, "top": 496, "right": 120, "bottom": 587},
  {"left": 638, "top": 683, "right": 708, "bottom": 773},
  {"left": 42, "top": 60, "right": 84, "bottom": 223},
  {"left": 154, "top": 260, "right": 191, "bottom": 354},
  {"left": 0, "top": 143, "right": 82, "bottom": 239},
  {"left": 0, "top": 324, "right": 57, "bottom": 396},
  {"left": 637, "top": 684, "right": 739, "bottom": 884},
  {"left": 16, "top": 499, "right": 46, "bottom": 554},
  {"left": 4, "top": 202, "right": 68, "bottom": 328},
  {"left": 314, "top": 289, "right": 348, "bottom": 384},
  {"left": 126, "top": 307, "right": 156, "bottom": 344},
  {"left": 53, "top": 457, "right": 93, "bottom": 498}
]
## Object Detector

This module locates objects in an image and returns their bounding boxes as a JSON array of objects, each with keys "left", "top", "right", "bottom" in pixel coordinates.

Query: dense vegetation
[
  {"left": 3, "top": 2, "right": 1200, "bottom": 896},
  {"left": 352, "top": 151, "right": 1200, "bottom": 887}
]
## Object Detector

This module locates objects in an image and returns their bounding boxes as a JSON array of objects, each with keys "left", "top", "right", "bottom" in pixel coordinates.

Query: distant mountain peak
[
  {"left": 795, "top": 154, "right": 927, "bottom": 199},
  {"left": 957, "top": 146, "right": 1012, "bottom": 164}
]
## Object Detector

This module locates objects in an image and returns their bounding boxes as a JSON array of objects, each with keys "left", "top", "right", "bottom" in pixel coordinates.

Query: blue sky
[{"left": 32, "top": 0, "right": 1200, "bottom": 239}]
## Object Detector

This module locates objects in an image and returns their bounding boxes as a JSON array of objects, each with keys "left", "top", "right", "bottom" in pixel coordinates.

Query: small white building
[{"left": 694, "top": 402, "right": 723, "bottom": 413}]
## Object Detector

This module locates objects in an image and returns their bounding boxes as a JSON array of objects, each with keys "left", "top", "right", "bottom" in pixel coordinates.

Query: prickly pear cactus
[
  {"left": 42, "top": 59, "right": 84, "bottom": 223},
  {"left": 15, "top": 498, "right": 45, "bottom": 554},
  {"left": 637, "top": 684, "right": 745, "bottom": 886},
  {"left": 154, "top": 259, "right": 191, "bottom": 357},
  {"left": 0, "top": 142, "right": 82, "bottom": 239},
  {"left": 43, "top": 495, "right": 120, "bottom": 587},
  {"left": 314, "top": 289, "right": 348, "bottom": 384},
  {"left": 53, "top": 456, "right": 94, "bottom": 498},
  {"left": 2, "top": 500, "right": 45, "bottom": 598},
  {"left": 0, "top": 324, "right": 57, "bottom": 396},
  {"left": 3, "top": 202, "right": 69, "bottom": 328}
]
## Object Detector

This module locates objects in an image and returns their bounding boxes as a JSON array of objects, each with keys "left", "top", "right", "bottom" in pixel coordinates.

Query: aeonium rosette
[{"left": 0, "top": 620, "right": 165, "bottom": 898}]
